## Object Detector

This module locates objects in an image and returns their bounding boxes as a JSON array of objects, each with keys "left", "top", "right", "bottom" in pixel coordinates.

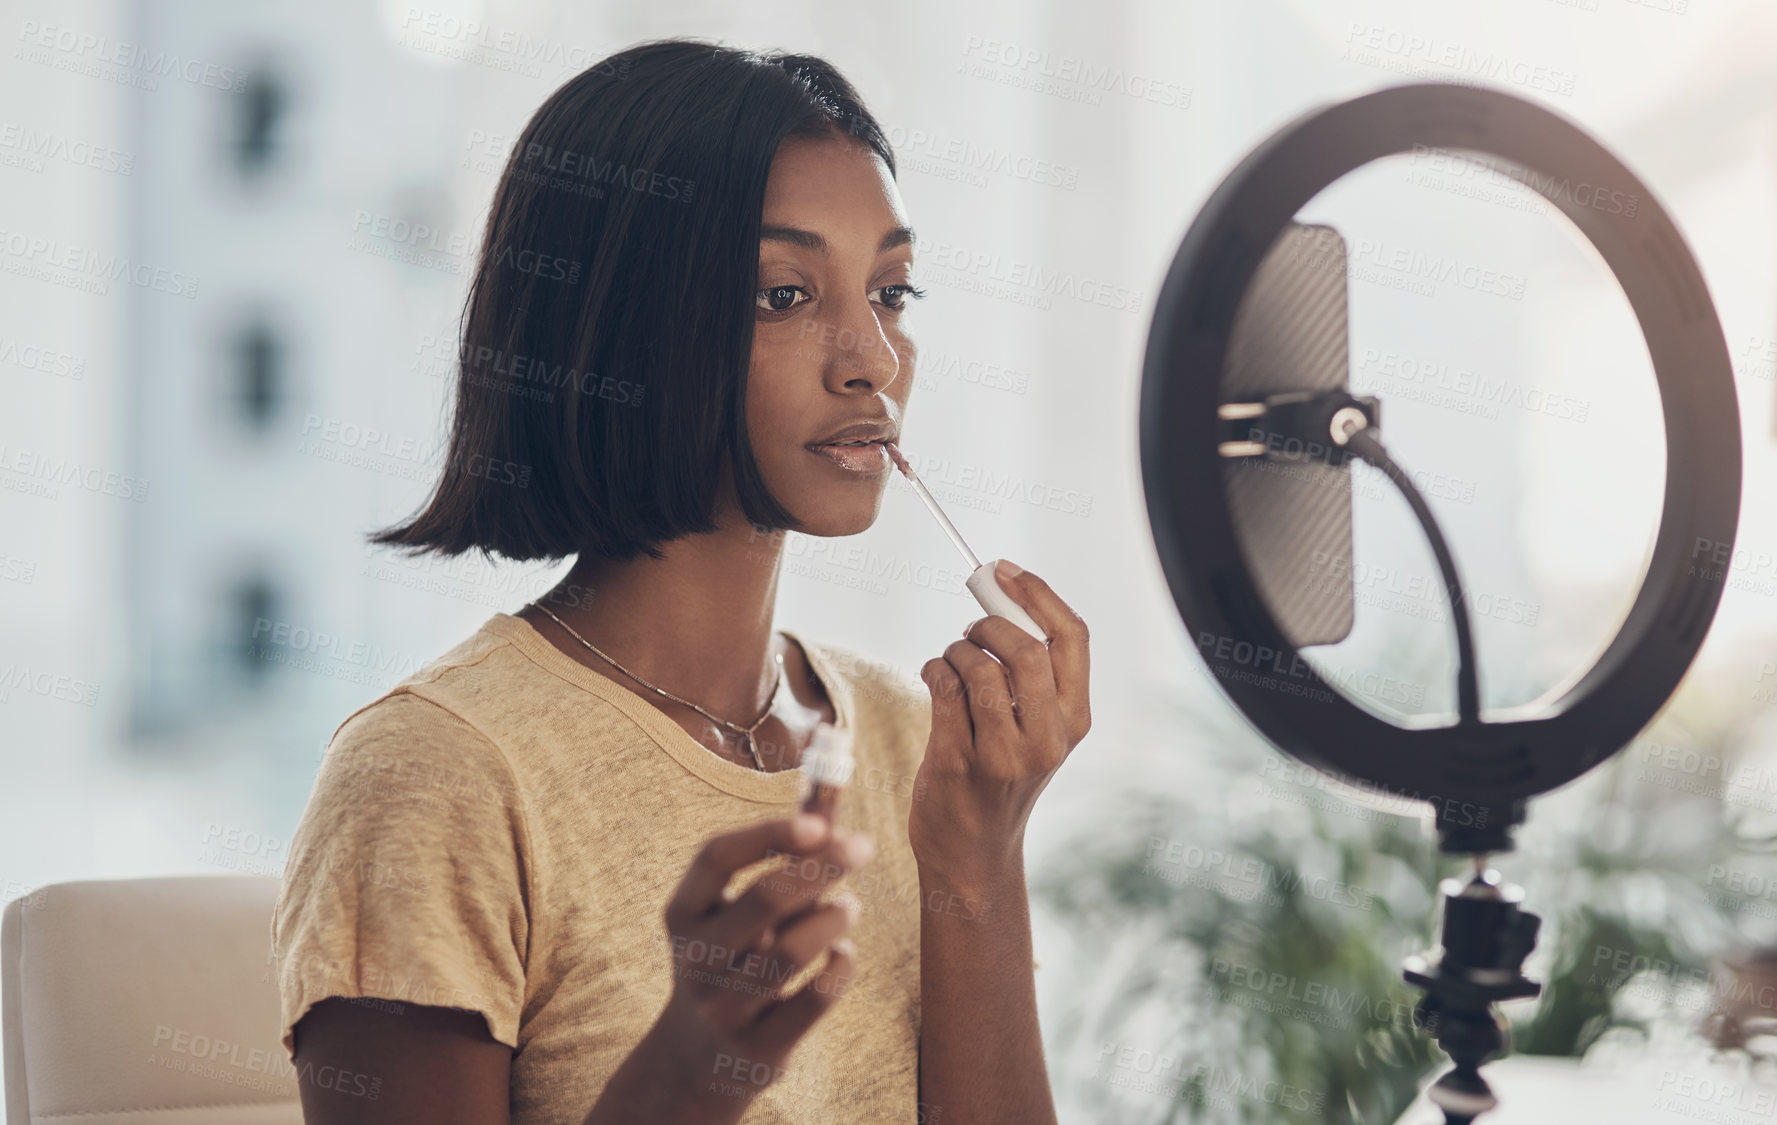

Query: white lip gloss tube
[
  {"left": 885, "top": 442, "right": 1048, "bottom": 644},
  {"left": 964, "top": 561, "right": 1046, "bottom": 642},
  {"left": 798, "top": 723, "right": 856, "bottom": 823}
]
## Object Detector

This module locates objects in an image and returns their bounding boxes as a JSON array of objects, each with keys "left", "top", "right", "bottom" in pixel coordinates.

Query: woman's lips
[{"left": 807, "top": 440, "right": 891, "bottom": 474}]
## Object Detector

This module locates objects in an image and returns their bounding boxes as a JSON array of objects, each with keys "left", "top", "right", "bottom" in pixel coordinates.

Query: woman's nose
[{"left": 816, "top": 305, "right": 899, "bottom": 387}]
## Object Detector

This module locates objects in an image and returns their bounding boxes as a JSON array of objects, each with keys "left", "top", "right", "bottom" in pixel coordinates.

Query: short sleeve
[{"left": 269, "top": 691, "right": 532, "bottom": 1057}]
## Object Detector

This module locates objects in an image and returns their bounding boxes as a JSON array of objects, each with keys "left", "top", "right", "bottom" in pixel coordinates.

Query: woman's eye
[
  {"left": 756, "top": 285, "right": 808, "bottom": 313},
  {"left": 871, "top": 283, "right": 928, "bottom": 311}
]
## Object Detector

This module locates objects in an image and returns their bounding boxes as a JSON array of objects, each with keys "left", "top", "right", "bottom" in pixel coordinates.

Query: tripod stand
[{"left": 1402, "top": 862, "right": 1543, "bottom": 1124}]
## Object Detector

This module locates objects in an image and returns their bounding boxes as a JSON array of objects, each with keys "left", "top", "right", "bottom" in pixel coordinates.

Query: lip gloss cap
[{"left": 799, "top": 723, "right": 856, "bottom": 787}]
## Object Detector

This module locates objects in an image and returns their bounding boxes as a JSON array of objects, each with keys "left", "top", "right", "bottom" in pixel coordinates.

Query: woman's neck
[{"left": 530, "top": 522, "right": 806, "bottom": 741}]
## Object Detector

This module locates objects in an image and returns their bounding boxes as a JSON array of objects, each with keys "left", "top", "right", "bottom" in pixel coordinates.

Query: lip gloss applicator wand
[{"left": 883, "top": 442, "right": 1048, "bottom": 644}]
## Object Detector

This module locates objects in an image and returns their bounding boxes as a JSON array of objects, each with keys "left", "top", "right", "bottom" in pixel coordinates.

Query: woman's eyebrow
[{"left": 759, "top": 225, "right": 916, "bottom": 254}]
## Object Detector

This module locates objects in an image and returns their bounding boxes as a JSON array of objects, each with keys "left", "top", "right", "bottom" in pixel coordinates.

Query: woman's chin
[{"left": 793, "top": 496, "right": 885, "bottom": 539}]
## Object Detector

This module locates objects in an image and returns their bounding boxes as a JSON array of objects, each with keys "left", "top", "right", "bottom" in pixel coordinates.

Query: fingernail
[
  {"left": 996, "top": 559, "right": 1024, "bottom": 578},
  {"left": 844, "top": 833, "right": 875, "bottom": 866},
  {"left": 792, "top": 813, "right": 828, "bottom": 845},
  {"left": 832, "top": 937, "right": 857, "bottom": 957}
]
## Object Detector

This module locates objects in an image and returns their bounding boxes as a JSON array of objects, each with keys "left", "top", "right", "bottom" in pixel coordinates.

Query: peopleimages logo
[
  {"left": 1195, "top": 629, "right": 1426, "bottom": 708},
  {"left": 911, "top": 234, "right": 1143, "bottom": 313},
  {"left": 0, "top": 226, "right": 198, "bottom": 297},
  {"left": 1340, "top": 23, "right": 1578, "bottom": 97},
  {"left": 0, "top": 664, "right": 100, "bottom": 706},
  {"left": 1144, "top": 836, "right": 1378, "bottom": 911},
  {"left": 1257, "top": 756, "right": 1487, "bottom": 828},
  {"left": 1404, "top": 143, "right": 1638, "bottom": 218},
  {"left": 0, "top": 441, "right": 149, "bottom": 502},
  {"left": 0, "top": 122, "right": 134, "bottom": 174},
  {"left": 958, "top": 35, "right": 1193, "bottom": 109},
  {"left": 884, "top": 124, "right": 1080, "bottom": 191},
  {"left": 1094, "top": 1042, "right": 1327, "bottom": 1113},
  {"left": 14, "top": 20, "right": 250, "bottom": 92},
  {"left": 395, "top": 8, "right": 621, "bottom": 77},
  {"left": 248, "top": 618, "right": 426, "bottom": 685}
]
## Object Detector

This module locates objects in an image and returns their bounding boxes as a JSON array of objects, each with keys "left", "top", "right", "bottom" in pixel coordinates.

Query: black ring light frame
[{"left": 1141, "top": 82, "right": 1742, "bottom": 848}]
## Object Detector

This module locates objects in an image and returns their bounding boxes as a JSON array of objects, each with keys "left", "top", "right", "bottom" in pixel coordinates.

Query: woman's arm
[
  {"left": 290, "top": 999, "right": 511, "bottom": 1123},
  {"left": 909, "top": 561, "right": 1091, "bottom": 1125},
  {"left": 291, "top": 999, "right": 732, "bottom": 1125},
  {"left": 916, "top": 854, "right": 1050, "bottom": 1125}
]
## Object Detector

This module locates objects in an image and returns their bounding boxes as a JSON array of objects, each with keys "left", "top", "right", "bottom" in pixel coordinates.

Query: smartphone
[{"left": 1219, "top": 221, "right": 1357, "bottom": 648}]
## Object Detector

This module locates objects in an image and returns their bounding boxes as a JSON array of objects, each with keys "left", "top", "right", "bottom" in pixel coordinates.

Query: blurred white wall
[{"left": 4, "top": 0, "right": 1776, "bottom": 1115}]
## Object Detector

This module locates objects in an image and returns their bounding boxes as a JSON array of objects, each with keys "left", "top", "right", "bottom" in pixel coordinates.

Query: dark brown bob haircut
[{"left": 370, "top": 38, "right": 897, "bottom": 562}]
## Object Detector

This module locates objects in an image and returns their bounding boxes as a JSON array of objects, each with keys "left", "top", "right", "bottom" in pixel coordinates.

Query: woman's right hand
[{"left": 586, "top": 812, "right": 874, "bottom": 1124}]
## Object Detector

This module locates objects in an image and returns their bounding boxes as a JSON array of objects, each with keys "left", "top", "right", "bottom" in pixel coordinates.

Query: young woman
[{"left": 270, "top": 37, "right": 1091, "bottom": 1125}]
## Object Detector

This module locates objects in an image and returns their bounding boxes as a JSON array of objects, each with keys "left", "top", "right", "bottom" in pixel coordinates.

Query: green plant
[
  {"left": 1040, "top": 764, "right": 1443, "bottom": 1124},
  {"left": 1036, "top": 659, "right": 1763, "bottom": 1124}
]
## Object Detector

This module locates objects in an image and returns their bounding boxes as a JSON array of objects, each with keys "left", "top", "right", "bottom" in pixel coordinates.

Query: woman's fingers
[
  {"left": 940, "top": 637, "right": 1020, "bottom": 761},
  {"left": 658, "top": 817, "right": 867, "bottom": 1082},
  {"left": 744, "top": 895, "right": 859, "bottom": 1014},
  {"left": 713, "top": 832, "right": 872, "bottom": 955},
  {"left": 961, "top": 614, "right": 1061, "bottom": 738},
  {"left": 757, "top": 894, "right": 858, "bottom": 983},
  {"left": 748, "top": 936, "right": 857, "bottom": 1059},
  {"left": 986, "top": 563, "right": 1091, "bottom": 746},
  {"left": 920, "top": 654, "right": 974, "bottom": 760},
  {"left": 695, "top": 893, "right": 858, "bottom": 1028},
  {"left": 664, "top": 814, "right": 831, "bottom": 932}
]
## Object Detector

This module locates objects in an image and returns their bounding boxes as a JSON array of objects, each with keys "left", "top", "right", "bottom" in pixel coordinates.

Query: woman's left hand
[{"left": 908, "top": 560, "right": 1091, "bottom": 888}]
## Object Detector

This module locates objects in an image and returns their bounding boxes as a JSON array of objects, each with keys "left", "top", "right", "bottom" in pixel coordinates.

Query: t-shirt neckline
[{"left": 486, "top": 612, "right": 851, "bottom": 802}]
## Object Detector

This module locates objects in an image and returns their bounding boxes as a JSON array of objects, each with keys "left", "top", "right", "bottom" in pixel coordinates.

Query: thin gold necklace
[{"left": 526, "top": 600, "right": 784, "bottom": 771}]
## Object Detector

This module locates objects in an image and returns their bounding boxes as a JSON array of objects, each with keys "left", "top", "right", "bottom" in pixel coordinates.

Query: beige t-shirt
[{"left": 269, "top": 612, "right": 934, "bottom": 1123}]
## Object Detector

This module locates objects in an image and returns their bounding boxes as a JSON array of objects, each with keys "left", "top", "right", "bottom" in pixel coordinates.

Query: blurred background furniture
[{"left": 2, "top": 876, "right": 299, "bottom": 1125}]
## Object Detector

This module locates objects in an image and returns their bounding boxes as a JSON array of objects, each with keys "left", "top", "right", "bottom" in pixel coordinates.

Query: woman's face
[{"left": 742, "top": 129, "right": 919, "bottom": 538}]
